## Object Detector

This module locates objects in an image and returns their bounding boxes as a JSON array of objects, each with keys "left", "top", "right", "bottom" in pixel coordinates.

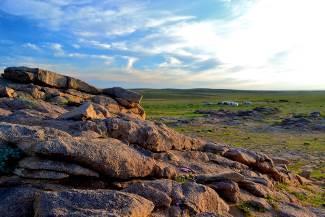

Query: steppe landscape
[
  {"left": 1, "top": 0, "right": 324, "bottom": 216},
  {"left": 0, "top": 67, "right": 323, "bottom": 217}
]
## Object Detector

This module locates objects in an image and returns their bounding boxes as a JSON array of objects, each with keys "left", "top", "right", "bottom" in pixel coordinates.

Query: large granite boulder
[
  {"left": 104, "top": 117, "right": 204, "bottom": 152},
  {"left": 34, "top": 189, "right": 154, "bottom": 217},
  {"left": 102, "top": 87, "right": 142, "bottom": 104},
  {"left": 3, "top": 67, "right": 99, "bottom": 94},
  {"left": 123, "top": 179, "right": 229, "bottom": 216}
]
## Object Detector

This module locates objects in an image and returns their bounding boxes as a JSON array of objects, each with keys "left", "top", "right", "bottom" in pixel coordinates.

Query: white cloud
[
  {"left": 48, "top": 43, "right": 65, "bottom": 56},
  {"left": 2, "top": 0, "right": 325, "bottom": 89},
  {"left": 22, "top": 43, "right": 41, "bottom": 51},
  {"left": 78, "top": 39, "right": 111, "bottom": 49},
  {"left": 126, "top": 57, "right": 138, "bottom": 70},
  {"left": 159, "top": 57, "right": 182, "bottom": 68}
]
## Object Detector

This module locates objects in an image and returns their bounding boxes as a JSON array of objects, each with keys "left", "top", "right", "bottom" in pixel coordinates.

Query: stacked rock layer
[{"left": 0, "top": 67, "right": 317, "bottom": 217}]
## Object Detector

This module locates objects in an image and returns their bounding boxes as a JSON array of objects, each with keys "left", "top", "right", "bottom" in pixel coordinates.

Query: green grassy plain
[{"left": 137, "top": 89, "right": 325, "bottom": 181}]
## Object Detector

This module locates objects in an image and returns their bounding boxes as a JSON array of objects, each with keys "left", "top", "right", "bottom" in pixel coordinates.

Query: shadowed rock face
[
  {"left": 34, "top": 189, "right": 155, "bottom": 217},
  {"left": 0, "top": 67, "right": 318, "bottom": 217}
]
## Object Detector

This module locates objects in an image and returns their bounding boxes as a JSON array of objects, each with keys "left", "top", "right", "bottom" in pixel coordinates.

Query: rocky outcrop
[
  {"left": 4, "top": 67, "right": 99, "bottom": 94},
  {"left": 0, "top": 66, "right": 318, "bottom": 217},
  {"left": 34, "top": 189, "right": 154, "bottom": 217},
  {"left": 2, "top": 66, "right": 145, "bottom": 120},
  {"left": 103, "top": 87, "right": 142, "bottom": 105}
]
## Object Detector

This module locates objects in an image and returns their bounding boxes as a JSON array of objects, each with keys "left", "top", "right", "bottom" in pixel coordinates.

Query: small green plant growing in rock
[
  {"left": 237, "top": 202, "right": 255, "bottom": 217},
  {"left": 174, "top": 174, "right": 195, "bottom": 184},
  {"left": 17, "top": 96, "right": 39, "bottom": 109},
  {"left": 0, "top": 144, "right": 24, "bottom": 175},
  {"left": 265, "top": 194, "right": 279, "bottom": 210}
]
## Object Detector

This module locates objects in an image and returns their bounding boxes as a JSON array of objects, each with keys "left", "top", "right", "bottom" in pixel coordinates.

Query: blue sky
[{"left": 0, "top": 0, "right": 324, "bottom": 89}]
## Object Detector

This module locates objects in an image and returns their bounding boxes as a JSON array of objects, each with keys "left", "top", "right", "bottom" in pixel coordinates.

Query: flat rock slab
[
  {"left": 34, "top": 189, "right": 154, "bottom": 217},
  {"left": 3, "top": 67, "right": 99, "bottom": 94},
  {"left": 195, "top": 172, "right": 245, "bottom": 184},
  {"left": 18, "top": 157, "right": 99, "bottom": 177},
  {"left": 14, "top": 168, "right": 69, "bottom": 180},
  {"left": 30, "top": 137, "right": 157, "bottom": 179}
]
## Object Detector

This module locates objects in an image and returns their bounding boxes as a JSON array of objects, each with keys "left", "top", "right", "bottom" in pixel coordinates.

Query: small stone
[
  {"left": 58, "top": 102, "right": 100, "bottom": 120},
  {"left": 209, "top": 180, "right": 240, "bottom": 203},
  {"left": 0, "top": 87, "right": 16, "bottom": 98}
]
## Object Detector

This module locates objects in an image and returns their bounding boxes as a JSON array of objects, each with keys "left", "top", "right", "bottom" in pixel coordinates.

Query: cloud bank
[{"left": 0, "top": 0, "right": 324, "bottom": 89}]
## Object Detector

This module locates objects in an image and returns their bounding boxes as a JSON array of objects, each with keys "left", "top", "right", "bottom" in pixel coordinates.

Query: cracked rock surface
[{"left": 0, "top": 67, "right": 319, "bottom": 217}]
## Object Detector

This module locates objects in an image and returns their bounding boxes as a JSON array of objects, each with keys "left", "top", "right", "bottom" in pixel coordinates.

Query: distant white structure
[{"left": 218, "top": 101, "right": 239, "bottom": 106}]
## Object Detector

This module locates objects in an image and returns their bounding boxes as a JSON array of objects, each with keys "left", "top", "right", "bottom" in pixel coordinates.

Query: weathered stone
[
  {"left": 152, "top": 161, "right": 177, "bottom": 179},
  {"left": 0, "top": 87, "right": 16, "bottom": 98},
  {"left": 245, "top": 198, "right": 272, "bottom": 211},
  {"left": 0, "top": 122, "right": 72, "bottom": 145},
  {"left": 3, "top": 66, "right": 36, "bottom": 83},
  {"left": 0, "top": 98, "right": 67, "bottom": 116},
  {"left": 209, "top": 180, "right": 240, "bottom": 203},
  {"left": 18, "top": 157, "right": 99, "bottom": 177},
  {"left": 295, "top": 175, "right": 312, "bottom": 185},
  {"left": 30, "top": 87, "right": 45, "bottom": 99},
  {"left": 200, "top": 142, "right": 229, "bottom": 155},
  {"left": 3, "top": 67, "right": 100, "bottom": 94},
  {"left": 61, "top": 93, "right": 83, "bottom": 105},
  {"left": 0, "top": 187, "right": 38, "bottom": 217},
  {"left": 0, "top": 108, "right": 12, "bottom": 116},
  {"left": 67, "top": 77, "right": 99, "bottom": 94},
  {"left": 105, "top": 117, "right": 204, "bottom": 152},
  {"left": 124, "top": 182, "right": 173, "bottom": 208},
  {"left": 58, "top": 102, "right": 100, "bottom": 120},
  {"left": 276, "top": 202, "right": 316, "bottom": 217},
  {"left": 29, "top": 137, "right": 157, "bottom": 179},
  {"left": 92, "top": 103, "right": 111, "bottom": 118},
  {"left": 34, "top": 189, "right": 154, "bottom": 217},
  {"left": 49, "top": 95, "right": 69, "bottom": 105},
  {"left": 35, "top": 68, "right": 68, "bottom": 88},
  {"left": 123, "top": 179, "right": 229, "bottom": 215},
  {"left": 13, "top": 168, "right": 69, "bottom": 179},
  {"left": 272, "top": 157, "right": 290, "bottom": 165},
  {"left": 103, "top": 87, "right": 143, "bottom": 104},
  {"left": 223, "top": 148, "right": 258, "bottom": 165},
  {"left": 195, "top": 172, "right": 245, "bottom": 184},
  {"left": 223, "top": 148, "right": 286, "bottom": 182},
  {"left": 42, "top": 86, "right": 61, "bottom": 98},
  {"left": 238, "top": 180, "right": 270, "bottom": 198}
]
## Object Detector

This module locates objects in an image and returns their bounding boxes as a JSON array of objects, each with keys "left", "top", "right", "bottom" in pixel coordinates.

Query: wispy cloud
[
  {"left": 1, "top": 0, "right": 325, "bottom": 89},
  {"left": 126, "top": 57, "right": 138, "bottom": 70},
  {"left": 22, "top": 43, "right": 41, "bottom": 51}
]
